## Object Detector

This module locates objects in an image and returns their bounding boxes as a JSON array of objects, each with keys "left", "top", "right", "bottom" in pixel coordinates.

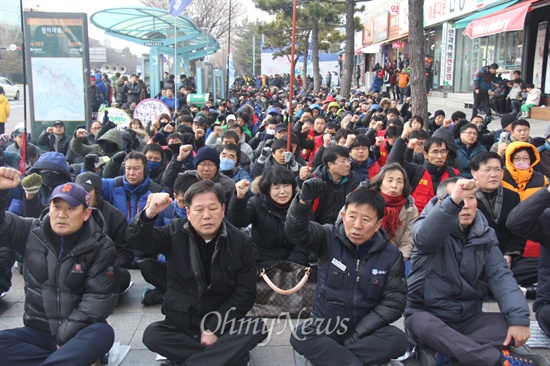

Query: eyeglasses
[
  {"left": 514, "top": 128, "right": 530, "bottom": 134},
  {"left": 335, "top": 158, "right": 351, "bottom": 165},
  {"left": 512, "top": 157, "right": 530, "bottom": 163},
  {"left": 197, "top": 162, "right": 217, "bottom": 169},
  {"left": 478, "top": 167, "right": 503, "bottom": 174},
  {"left": 428, "top": 149, "right": 448, "bottom": 156},
  {"left": 462, "top": 131, "right": 478, "bottom": 136}
]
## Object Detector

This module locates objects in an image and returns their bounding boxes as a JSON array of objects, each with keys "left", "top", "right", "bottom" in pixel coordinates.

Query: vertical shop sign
[
  {"left": 533, "top": 21, "right": 547, "bottom": 89},
  {"left": 440, "top": 23, "right": 455, "bottom": 87}
]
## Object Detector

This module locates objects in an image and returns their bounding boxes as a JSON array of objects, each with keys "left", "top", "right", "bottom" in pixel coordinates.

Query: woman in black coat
[{"left": 228, "top": 166, "right": 309, "bottom": 268}]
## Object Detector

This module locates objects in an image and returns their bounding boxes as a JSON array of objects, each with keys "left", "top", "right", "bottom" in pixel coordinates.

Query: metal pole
[
  {"left": 225, "top": 0, "right": 231, "bottom": 101},
  {"left": 18, "top": 0, "right": 28, "bottom": 174},
  {"left": 252, "top": 36, "right": 255, "bottom": 76},
  {"left": 174, "top": 16, "right": 177, "bottom": 84},
  {"left": 287, "top": 0, "right": 297, "bottom": 152}
]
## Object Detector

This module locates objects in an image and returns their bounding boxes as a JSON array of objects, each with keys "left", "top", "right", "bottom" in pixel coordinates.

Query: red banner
[{"left": 463, "top": 1, "right": 531, "bottom": 39}]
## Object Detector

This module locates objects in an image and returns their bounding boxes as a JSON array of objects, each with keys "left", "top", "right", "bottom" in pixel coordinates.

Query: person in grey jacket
[
  {"left": 0, "top": 171, "right": 120, "bottom": 366},
  {"left": 507, "top": 186, "right": 550, "bottom": 339},
  {"left": 405, "top": 177, "right": 535, "bottom": 366}
]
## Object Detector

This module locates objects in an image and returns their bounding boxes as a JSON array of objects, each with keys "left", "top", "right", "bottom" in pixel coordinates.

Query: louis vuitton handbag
[{"left": 250, "top": 261, "right": 317, "bottom": 318}]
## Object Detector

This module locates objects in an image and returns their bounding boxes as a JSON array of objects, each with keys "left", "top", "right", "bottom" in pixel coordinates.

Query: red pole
[{"left": 287, "top": 0, "right": 297, "bottom": 152}]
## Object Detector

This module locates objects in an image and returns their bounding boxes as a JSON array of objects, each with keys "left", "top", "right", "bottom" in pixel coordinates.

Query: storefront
[
  {"left": 523, "top": 0, "right": 550, "bottom": 94},
  {"left": 453, "top": 0, "right": 527, "bottom": 92}
]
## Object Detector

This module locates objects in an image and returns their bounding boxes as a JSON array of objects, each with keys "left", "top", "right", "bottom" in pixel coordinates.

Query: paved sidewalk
[
  {"left": 2, "top": 269, "right": 550, "bottom": 365},
  {"left": 427, "top": 93, "right": 549, "bottom": 137}
]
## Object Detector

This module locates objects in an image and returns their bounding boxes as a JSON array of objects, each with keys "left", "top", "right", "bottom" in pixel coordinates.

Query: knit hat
[
  {"left": 194, "top": 146, "right": 220, "bottom": 169},
  {"left": 434, "top": 110, "right": 445, "bottom": 118},
  {"left": 50, "top": 183, "right": 90, "bottom": 208},
  {"left": 75, "top": 172, "right": 103, "bottom": 196},
  {"left": 500, "top": 114, "right": 516, "bottom": 129}
]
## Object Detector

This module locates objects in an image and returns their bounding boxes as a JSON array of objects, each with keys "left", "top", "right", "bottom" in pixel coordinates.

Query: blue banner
[
  {"left": 228, "top": 50, "right": 235, "bottom": 87},
  {"left": 169, "top": 0, "right": 192, "bottom": 17}
]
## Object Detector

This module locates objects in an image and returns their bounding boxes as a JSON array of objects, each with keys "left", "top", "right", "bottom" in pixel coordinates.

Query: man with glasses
[
  {"left": 388, "top": 125, "right": 460, "bottom": 213},
  {"left": 455, "top": 123, "right": 487, "bottom": 179},
  {"left": 298, "top": 145, "right": 360, "bottom": 225},
  {"left": 470, "top": 152, "right": 534, "bottom": 287}
]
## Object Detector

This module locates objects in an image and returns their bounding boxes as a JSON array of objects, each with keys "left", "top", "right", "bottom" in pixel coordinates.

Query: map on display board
[{"left": 31, "top": 57, "right": 85, "bottom": 121}]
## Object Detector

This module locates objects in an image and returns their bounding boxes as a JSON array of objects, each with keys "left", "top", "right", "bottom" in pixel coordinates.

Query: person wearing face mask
[
  {"left": 143, "top": 143, "right": 168, "bottom": 187},
  {"left": 219, "top": 144, "right": 252, "bottom": 186},
  {"left": 70, "top": 123, "right": 124, "bottom": 161},
  {"left": 19, "top": 152, "right": 72, "bottom": 218},
  {"left": 502, "top": 142, "right": 548, "bottom": 201},
  {"left": 502, "top": 142, "right": 548, "bottom": 275}
]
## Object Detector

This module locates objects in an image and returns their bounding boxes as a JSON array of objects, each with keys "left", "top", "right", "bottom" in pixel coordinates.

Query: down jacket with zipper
[
  {"left": 405, "top": 196, "right": 530, "bottom": 326},
  {"left": 285, "top": 195, "right": 406, "bottom": 335},
  {"left": 228, "top": 193, "right": 309, "bottom": 268},
  {"left": 0, "top": 192, "right": 120, "bottom": 346},
  {"left": 125, "top": 214, "right": 256, "bottom": 335}
]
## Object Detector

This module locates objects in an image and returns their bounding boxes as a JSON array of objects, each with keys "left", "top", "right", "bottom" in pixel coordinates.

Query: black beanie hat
[
  {"left": 500, "top": 114, "right": 516, "bottom": 129},
  {"left": 194, "top": 146, "right": 220, "bottom": 169}
]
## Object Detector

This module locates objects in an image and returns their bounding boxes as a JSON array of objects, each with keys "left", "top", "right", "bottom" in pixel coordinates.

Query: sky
[{"left": 24, "top": 0, "right": 262, "bottom": 55}]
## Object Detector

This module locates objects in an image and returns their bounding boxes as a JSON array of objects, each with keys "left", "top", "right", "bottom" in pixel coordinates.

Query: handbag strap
[{"left": 260, "top": 267, "right": 311, "bottom": 295}]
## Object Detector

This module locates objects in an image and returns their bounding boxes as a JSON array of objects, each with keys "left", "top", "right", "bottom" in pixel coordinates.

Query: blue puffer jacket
[
  {"left": 102, "top": 175, "right": 163, "bottom": 223},
  {"left": 454, "top": 139, "right": 487, "bottom": 179},
  {"left": 158, "top": 200, "right": 188, "bottom": 226}
]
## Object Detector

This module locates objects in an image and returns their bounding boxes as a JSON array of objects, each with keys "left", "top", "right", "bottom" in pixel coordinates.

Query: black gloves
[
  {"left": 111, "top": 151, "right": 127, "bottom": 164},
  {"left": 300, "top": 177, "right": 325, "bottom": 205}
]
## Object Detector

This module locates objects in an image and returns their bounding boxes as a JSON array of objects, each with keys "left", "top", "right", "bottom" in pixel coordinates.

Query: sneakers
[
  {"left": 417, "top": 344, "right": 452, "bottom": 366},
  {"left": 501, "top": 349, "right": 537, "bottom": 365},
  {"left": 141, "top": 288, "right": 164, "bottom": 306}
]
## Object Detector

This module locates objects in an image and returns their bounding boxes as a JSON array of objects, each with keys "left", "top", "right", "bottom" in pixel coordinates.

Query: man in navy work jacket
[{"left": 286, "top": 181, "right": 408, "bottom": 366}]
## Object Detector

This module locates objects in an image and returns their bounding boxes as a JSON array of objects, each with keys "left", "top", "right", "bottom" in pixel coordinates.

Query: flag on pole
[
  {"left": 19, "top": 132, "right": 27, "bottom": 174},
  {"left": 169, "top": 0, "right": 192, "bottom": 17},
  {"left": 228, "top": 49, "right": 235, "bottom": 88}
]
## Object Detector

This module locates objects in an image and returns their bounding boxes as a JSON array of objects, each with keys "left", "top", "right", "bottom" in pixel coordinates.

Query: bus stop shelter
[{"left": 90, "top": 7, "right": 220, "bottom": 97}]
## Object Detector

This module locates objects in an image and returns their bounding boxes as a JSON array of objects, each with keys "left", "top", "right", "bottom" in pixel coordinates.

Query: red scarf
[{"left": 380, "top": 192, "right": 406, "bottom": 240}]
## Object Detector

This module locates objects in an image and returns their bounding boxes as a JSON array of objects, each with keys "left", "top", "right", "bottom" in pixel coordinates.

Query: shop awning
[
  {"left": 462, "top": 0, "right": 535, "bottom": 39},
  {"left": 454, "top": 0, "right": 518, "bottom": 29}
]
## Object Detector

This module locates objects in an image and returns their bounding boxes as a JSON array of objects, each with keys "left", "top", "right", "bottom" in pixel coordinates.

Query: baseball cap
[
  {"left": 226, "top": 114, "right": 236, "bottom": 122},
  {"left": 75, "top": 172, "right": 103, "bottom": 195},
  {"left": 50, "top": 182, "right": 90, "bottom": 208},
  {"left": 275, "top": 123, "right": 288, "bottom": 133},
  {"left": 52, "top": 121, "right": 64, "bottom": 127}
]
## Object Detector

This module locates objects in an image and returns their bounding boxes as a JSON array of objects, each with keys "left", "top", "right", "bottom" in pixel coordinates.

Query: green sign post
[{"left": 24, "top": 12, "right": 91, "bottom": 139}]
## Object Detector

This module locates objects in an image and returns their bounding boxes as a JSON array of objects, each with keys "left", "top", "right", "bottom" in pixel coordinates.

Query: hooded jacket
[
  {"left": 24, "top": 152, "right": 73, "bottom": 217},
  {"left": 0, "top": 93, "right": 10, "bottom": 123},
  {"left": 70, "top": 129, "right": 123, "bottom": 159},
  {"left": 405, "top": 196, "right": 530, "bottom": 326},
  {"left": 0, "top": 194, "right": 120, "bottom": 346},
  {"left": 285, "top": 196, "right": 406, "bottom": 333},
  {"left": 502, "top": 141, "right": 548, "bottom": 201}
]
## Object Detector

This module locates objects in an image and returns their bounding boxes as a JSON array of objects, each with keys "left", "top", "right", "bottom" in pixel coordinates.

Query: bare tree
[
  {"left": 408, "top": 0, "right": 428, "bottom": 124},
  {"left": 339, "top": 0, "right": 355, "bottom": 99},
  {"left": 140, "top": 0, "right": 244, "bottom": 40}
]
